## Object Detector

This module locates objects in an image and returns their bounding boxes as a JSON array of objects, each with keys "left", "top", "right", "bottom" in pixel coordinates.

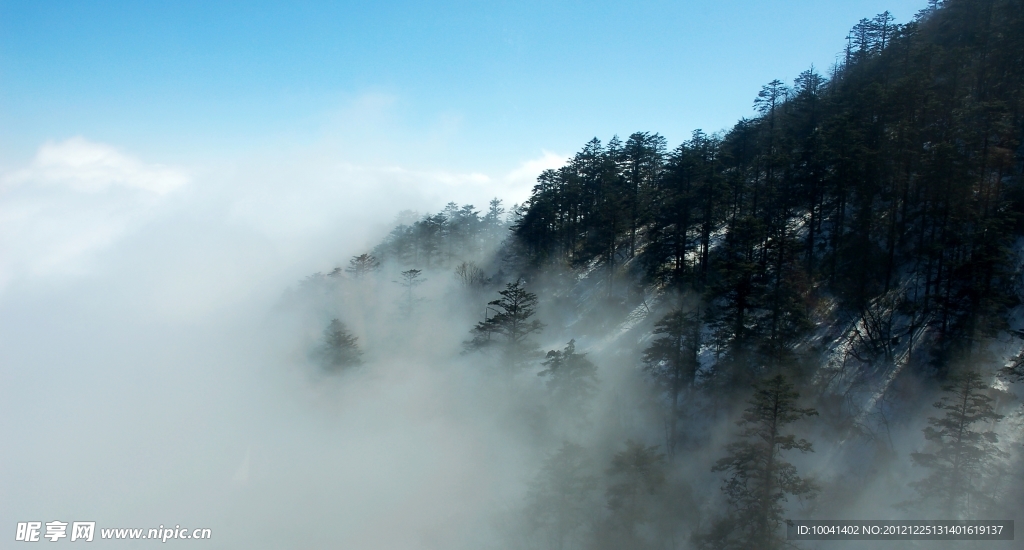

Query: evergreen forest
[{"left": 293, "top": 1, "right": 1024, "bottom": 548}]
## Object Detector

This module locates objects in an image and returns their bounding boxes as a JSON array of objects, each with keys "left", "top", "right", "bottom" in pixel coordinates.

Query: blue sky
[
  {"left": 0, "top": 0, "right": 929, "bottom": 292},
  {"left": 2, "top": 0, "right": 926, "bottom": 170}
]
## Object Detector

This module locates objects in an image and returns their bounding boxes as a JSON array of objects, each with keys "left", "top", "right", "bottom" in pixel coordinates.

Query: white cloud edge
[{"left": 2, "top": 136, "right": 190, "bottom": 195}]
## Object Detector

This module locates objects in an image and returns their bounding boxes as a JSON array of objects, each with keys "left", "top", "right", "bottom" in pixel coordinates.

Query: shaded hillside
[{"left": 513, "top": 0, "right": 1024, "bottom": 379}]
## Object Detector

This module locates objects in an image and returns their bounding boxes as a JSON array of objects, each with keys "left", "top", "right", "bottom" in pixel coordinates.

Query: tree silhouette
[
  {"left": 643, "top": 308, "right": 701, "bottom": 454},
  {"left": 706, "top": 375, "right": 817, "bottom": 549},
  {"left": 908, "top": 370, "right": 1007, "bottom": 517},
  {"left": 316, "top": 319, "right": 362, "bottom": 370},
  {"left": 539, "top": 339, "right": 598, "bottom": 417},
  {"left": 466, "top": 279, "right": 545, "bottom": 363},
  {"left": 345, "top": 253, "right": 380, "bottom": 279},
  {"left": 396, "top": 269, "right": 424, "bottom": 312}
]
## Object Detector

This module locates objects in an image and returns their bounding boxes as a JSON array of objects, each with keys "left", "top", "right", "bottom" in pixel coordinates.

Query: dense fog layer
[{"left": 0, "top": 139, "right": 561, "bottom": 548}]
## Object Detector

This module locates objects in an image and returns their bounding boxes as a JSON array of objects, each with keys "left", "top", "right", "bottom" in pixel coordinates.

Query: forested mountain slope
[
  {"left": 515, "top": 0, "right": 1024, "bottom": 380},
  {"left": 297, "top": 1, "right": 1024, "bottom": 548}
]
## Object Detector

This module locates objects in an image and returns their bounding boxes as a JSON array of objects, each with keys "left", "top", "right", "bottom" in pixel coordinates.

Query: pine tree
[
  {"left": 908, "top": 370, "right": 1006, "bottom": 517},
  {"left": 643, "top": 131, "right": 723, "bottom": 290},
  {"left": 345, "top": 253, "right": 380, "bottom": 279},
  {"left": 621, "top": 132, "right": 667, "bottom": 258},
  {"left": 707, "top": 214, "right": 763, "bottom": 382},
  {"left": 414, "top": 214, "right": 446, "bottom": 268},
  {"left": 317, "top": 319, "right": 362, "bottom": 370},
  {"left": 396, "top": 269, "right": 424, "bottom": 312},
  {"left": 483, "top": 197, "right": 507, "bottom": 244},
  {"left": 707, "top": 375, "right": 817, "bottom": 549},
  {"left": 466, "top": 279, "right": 545, "bottom": 363},
  {"left": 538, "top": 339, "right": 598, "bottom": 417},
  {"left": 643, "top": 308, "right": 701, "bottom": 454}
]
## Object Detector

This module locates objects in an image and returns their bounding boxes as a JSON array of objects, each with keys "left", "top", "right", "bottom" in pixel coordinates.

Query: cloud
[
  {"left": 353, "top": 153, "right": 565, "bottom": 213},
  {"left": 427, "top": 170, "right": 491, "bottom": 186},
  {"left": 504, "top": 151, "right": 566, "bottom": 184},
  {"left": 0, "top": 138, "right": 189, "bottom": 288},
  {"left": 4, "top": 136, "right": 189, "bottom": 194},
  {"left": 502, "top": 151, "right": 567, "bottom": 204},
  {"left": 343, "top": 151, "right": 567, "bottom": 212},
  {"left": 0, "top": 130, "right": 564, "bottom": 303}
]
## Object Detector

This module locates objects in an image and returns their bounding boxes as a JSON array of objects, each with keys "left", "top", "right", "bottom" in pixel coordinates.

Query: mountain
[{"left": 299, "top": 1, "right": 1024, "bottom": 548}]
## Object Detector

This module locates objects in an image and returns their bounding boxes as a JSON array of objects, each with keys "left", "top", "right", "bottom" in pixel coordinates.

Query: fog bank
[{"left": 0, "top": 138, "right": 555, "bottom": 548}]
